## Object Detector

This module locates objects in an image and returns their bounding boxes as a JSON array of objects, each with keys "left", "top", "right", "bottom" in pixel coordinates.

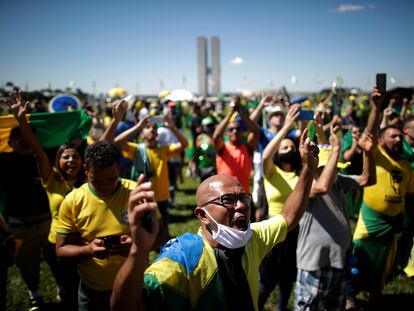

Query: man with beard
[
  {"left": 110, "top": 129, "right": 319, "bottom": 311},
  {"left": 352, "top": 91, "right": 414, "bottom": 306}
]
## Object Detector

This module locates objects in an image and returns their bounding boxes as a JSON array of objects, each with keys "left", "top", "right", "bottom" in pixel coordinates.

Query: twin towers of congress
[{"left": 198, "top": 36, "right": 221, "bottom": 97}]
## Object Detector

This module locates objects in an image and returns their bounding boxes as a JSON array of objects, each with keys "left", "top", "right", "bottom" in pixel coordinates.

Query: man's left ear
[{"left": 194, "top": 207, "right": 209, "bottom": 225}]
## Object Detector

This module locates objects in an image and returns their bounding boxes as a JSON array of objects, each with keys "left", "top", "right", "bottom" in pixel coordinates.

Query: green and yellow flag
[{"left": 0, "top": 110, "right": 92, "bottom": 152}]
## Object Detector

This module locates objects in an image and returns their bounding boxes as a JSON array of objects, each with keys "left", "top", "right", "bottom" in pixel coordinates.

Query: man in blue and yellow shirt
[{"left": 110, "top": 129, "right": 319, "bottom": 311}]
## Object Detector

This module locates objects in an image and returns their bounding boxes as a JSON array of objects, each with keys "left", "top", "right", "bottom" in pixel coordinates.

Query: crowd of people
[{"left": 0, "top": 85, "right": 414, "bottom": 311}]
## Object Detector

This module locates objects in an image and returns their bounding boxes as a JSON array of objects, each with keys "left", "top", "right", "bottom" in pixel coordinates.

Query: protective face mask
[{"left": 203, "top": 208, "right": 252, "bottom": 249}]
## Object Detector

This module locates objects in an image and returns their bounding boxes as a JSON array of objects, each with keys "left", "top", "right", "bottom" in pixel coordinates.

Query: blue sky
[{"left": 1, "top": 0, "right": 413, "bottom": 96}]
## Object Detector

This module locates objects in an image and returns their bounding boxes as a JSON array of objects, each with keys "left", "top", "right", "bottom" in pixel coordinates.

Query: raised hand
[
  {"left": 371, "top": 87, "right": 384, "bottom": 108},
  {"left": 163, "top": 114, "right": 173, "bottom": 128},
  {"left": 259, "top": 95, "right": 273, "bottom": 107},
  {"left": 128, "top": 174, "right": 159, "bottom": 254},
  {"left": 358, "top": 133, "right": 374, "bottom": 153},
  {"left": 313, "top": 112, "right": 324, "bottom": 132},
  {"left": 230, "top": 95, "right": 241, "bottom": 114},
  {"left": 9, "top": 90, "right": 29, "bottom": 120},
  {"left": 331, "top": 115, "right": 342, "bottom": 126},
  {"left": 136, "top": 115, "right": 151, "bottom": 130},
  {"left": 112, "top": 99, "right": 127, "bottom": 122},
  {"left": 283, "top": 104, "right": 300, "bottom": 131},
  {"left": 328, "top": 125, "right": 341, "bottom": 149},
  {"left": 299, "top": 128, "right": 319, "bottom": 170}
]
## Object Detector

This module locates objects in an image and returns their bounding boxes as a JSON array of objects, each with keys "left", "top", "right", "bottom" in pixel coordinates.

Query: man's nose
[{"left": 234, "top": 199, "right": 248, "bottom": 211}]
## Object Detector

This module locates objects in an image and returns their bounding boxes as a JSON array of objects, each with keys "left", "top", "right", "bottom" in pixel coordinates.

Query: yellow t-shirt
[
  {"left": 363, "top": 145, "right": 414, "bottom": 216},
  {"left": 56, "top": 178, "right": 136, "bottom": 291},
  {"left": 202, "top": 215, "right": 288, "bottom": 310},
  {"left": 264, "top": 166, "right": 299, "bottom": 216},
  {"left": 244, "top": 215, "right": 288, "bottom": 310},
  {"left": 44, "top": 172, "right": 81, "bottom": 244},
  {"left": 123, "top": 142, "right": 180, "bottom": 202}
]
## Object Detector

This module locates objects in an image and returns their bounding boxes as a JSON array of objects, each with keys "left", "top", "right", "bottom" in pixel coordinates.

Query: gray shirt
[{"left": 296, "top": 174, "right": 358, "bottom": 271}]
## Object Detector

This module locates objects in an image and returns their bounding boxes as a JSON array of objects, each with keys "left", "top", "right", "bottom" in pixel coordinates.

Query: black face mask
[{"left": 273, "top": 149, "right": 298, "bottom": 165}]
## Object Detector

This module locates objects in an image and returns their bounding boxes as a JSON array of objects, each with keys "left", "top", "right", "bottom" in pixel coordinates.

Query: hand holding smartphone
[
  {"left": 376, "top": 73, "right": 386, "bottom": 94},
  {"left": 150, "top": 115, "right": 164, "bottom": 125},
  {"left": 101, "top": 235, "right": 121, "bottom": 249},
  {"left": 141, "top": 160, "right": 153, "bottom": 233},
  {"left": 298, "top": 110, "right": 314, "bottom": 121}
]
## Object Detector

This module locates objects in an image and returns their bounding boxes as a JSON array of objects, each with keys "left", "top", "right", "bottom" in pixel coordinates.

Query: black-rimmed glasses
[{"left": 199, "top": 193, "right": 252, "bottom": 208}]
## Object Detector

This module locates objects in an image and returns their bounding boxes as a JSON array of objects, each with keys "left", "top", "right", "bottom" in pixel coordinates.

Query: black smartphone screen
[{"left": 376, "top": 73, "right": 386, "bottom": 94}]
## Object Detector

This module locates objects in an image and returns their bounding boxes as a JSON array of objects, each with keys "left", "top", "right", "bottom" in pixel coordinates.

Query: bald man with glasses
[{"left": 110, "top": 130, "right": 319, "bottom": 311}]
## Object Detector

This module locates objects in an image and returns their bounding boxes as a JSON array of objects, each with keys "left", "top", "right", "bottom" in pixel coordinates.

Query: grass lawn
[{"left": 6, "top": 176, "right": 414, "bottom": 310}]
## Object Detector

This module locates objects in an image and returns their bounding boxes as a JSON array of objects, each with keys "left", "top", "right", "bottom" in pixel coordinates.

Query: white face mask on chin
[{"left": 203, "top": 208, "right": 252, "bottom": 249}]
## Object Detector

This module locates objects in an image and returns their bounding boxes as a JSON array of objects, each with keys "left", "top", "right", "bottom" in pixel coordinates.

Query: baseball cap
[
  {"left": 265, "top": 105, "right": 286, "bottom": 120},
  {"left": 318, "top": 147, "right": 350, "bottom": 169}
]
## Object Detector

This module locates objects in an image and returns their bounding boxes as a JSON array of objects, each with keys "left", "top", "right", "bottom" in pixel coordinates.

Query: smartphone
[
  {"left": 376, "top": 73, "right": 386, "bottom": 94},
  {"left": 101, "top": 235, "right": 121, "bottom": 249},
  {"left": 123, "top": 95, "right": 135, "bottom": 107},
  {"left": 150, "top": 115, "right": 164, "bottom": 125},
  {"left": 141, "top": 160, "right": 153, "bottom": 233},
  {"left": 298, "top": 110, "right": 314, "bottom": 121}
]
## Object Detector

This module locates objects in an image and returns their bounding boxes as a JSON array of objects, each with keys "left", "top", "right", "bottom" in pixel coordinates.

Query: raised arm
[
  {"left": 250, "top": 95, "right": 272, "bottom": 123},
  {"left": 262, "top": 105, "right": 299, "bottom": 176},
  {"left": 310, "top": 126, "right": 340, "bottom": 197},
  {"left": 212, "top": 103, "right": 236, "bottom": 152},
  {"left": 343, "top": 129, "right": 360, "bottom": 161},
  {"left": 355, "top": 133, "right": 376, "bottom": 187},
  {"left": 238, "top": 104, "right": 260, "bottom": 152},
  {"left": 281, "top": 129, "right": 318, "bottom": 231},
  {"left": 366, "top": 87, "right": 383, "bottom": 143},
  {"left": 9, "top": 91, "right": 52, "bottom": 184},
  {"left": 163, "top": 114, "right": 189, "bottom": 152},
  {"left": 100, "top": 100, "right": 127, "bottom": 144},
  {"left": 111, "top": 175, "right": 160, "bottom": 311}
]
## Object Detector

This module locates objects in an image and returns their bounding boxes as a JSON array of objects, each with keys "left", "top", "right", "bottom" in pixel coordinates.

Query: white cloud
[
  {"left": 331, "top": 3, "right": 375, "bottom": 13},
  {"left": 229, "top": 57, "right": 244, "bottom": 65}
]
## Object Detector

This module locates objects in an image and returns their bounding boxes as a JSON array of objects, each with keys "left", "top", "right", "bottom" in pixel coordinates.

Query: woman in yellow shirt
[
  {"left": 258, "top": 105, "right": 302, "bottom": 311},
  {"left": 11, "top": 91, "right": 85, "bottom": 309}
]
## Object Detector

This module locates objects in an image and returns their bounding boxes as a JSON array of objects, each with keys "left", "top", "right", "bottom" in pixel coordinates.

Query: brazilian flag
[{"left": 0, "top": 110, "right": 92, "bottom": 152}]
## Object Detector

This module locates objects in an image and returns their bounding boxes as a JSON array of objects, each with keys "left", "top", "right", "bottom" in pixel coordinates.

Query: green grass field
[{"left": 6, "top": 176, "right": 414, "bottom": 310}]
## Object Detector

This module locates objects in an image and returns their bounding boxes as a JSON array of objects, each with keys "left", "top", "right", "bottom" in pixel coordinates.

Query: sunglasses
[
  {"left": 227, "top": 127, "right": 241, "bottom": 132},
  {"left": 199, "top": 192, "right": 252, "bottom": 208}
]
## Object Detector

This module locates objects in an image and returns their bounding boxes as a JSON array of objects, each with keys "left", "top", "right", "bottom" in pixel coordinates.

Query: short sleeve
[
  {"left": 56, "top": 192, "right": 77, "bottom": 235},
  {"left": 250, "top": 214, "right": 288, "bottom": 257}
]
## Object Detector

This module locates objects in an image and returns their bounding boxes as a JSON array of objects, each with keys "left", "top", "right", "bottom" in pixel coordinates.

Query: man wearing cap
[
  {"left": 213, "top": 95, "right": 260, "bottom": 194},
  {"left": 294, "top": 123, "right": 376, "bottom": 311}
]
